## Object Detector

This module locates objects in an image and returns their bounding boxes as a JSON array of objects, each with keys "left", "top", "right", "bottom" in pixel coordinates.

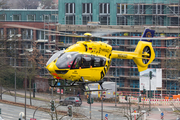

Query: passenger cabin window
[
  {"left": 101, "top": 58, "right": 106, "bottom": 66},
  {"left": 94, "top": 57, "right": 101, "bottom": 67},
  {"left": 81, "top": 56, "right": 91, "bottom": 68},
  {"left": 93, "top": 57, "right": 106, "bottom": 67}
]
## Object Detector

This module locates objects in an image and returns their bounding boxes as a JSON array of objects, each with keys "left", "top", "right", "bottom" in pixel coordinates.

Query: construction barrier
[{"left": 119, "top": 96, "right": 180, "bottom": 105}]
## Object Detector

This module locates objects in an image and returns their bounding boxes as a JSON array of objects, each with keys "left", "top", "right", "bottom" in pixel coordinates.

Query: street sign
[
  {"left": 161, "top": 112, "right": 164, "bottom": 119},
  {"left": 61, "top": 89, "right": 63, "bottom": 94},
  {"left": 161, "top": 112, "right": 164, "bottom": 116},
  {"left": 57, "top": 88, "right": 60, "bottom": 94},
  {"left": 105, "top": 114, "right": 108, "bottom": 120},
  {"left": 57, "top": 82, "right": 61, "bottom": 86}
]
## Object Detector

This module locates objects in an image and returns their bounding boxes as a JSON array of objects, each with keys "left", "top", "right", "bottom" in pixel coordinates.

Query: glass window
[
  {"left": 65, "top": 97, "right": 69, "bottom": 100},
  {"left": 42, "top": 15, "right": 50, "bottom": 22},
  {"left": 94, "top": 57, "right": 101, "bottom": 67},
  {"left": 81, "top": 55, "right": 91, "bottom": 68},
  {"left": 117, "top": 16, "right": 127, "bottom": 25},
  {"left": 0, "top": 14, "right": 5, "bottom": 21},
  {"left": 56, "top": 52, "right": 78, "bottom": 69},
  {"left": 46, "top": 50, "right": 64, "bottom": 66},
  {"left": 99, "top": 3, "right": 110, "bottom": 14},
  {"left": 13, "top": 15, "right": 20, "bottom": 21},
  {"left": 65, "top": 3, "right": 75, "bottom": 13},
  {"left": 82, "top": 3, "right": 92, "bottom": 14},
  {"left": 22, "top": 29, "right": 33, "bottom": 39},
  {"left": 66, "top": 15, "right": 75, "bottom": 25},
  {"left": 99, "top": 16, "right": 110, "bottom": 25},
  {"left": 82, "top": 16, "right": 92, "bottom": 25},
  {"left": 101, "top": 58, "right": 106, "bottom": 66},
  {"left": 69, "top": 97, "right": 75, "bottom": 100},
  {"left": 27, "top": 15, "right": 35, "bottom": 21},
  {"left": 72, "top": 56, "right": 81, "bottom": 69}
]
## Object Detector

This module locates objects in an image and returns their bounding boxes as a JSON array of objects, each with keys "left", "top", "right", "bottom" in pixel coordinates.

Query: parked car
[{"left": 59, "top": 96, "right": 82, "bottom": 106}]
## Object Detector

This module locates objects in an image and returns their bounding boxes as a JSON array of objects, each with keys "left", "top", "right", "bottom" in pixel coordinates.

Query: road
[
  {"left": 0, "top": 103, "right": 50, "bottom": 120},
  {"left": 0, "top": 94, "right": 127, "bottom": 120},
  {"left": 1, "top": 92, "right": 179, "bottom": 120}
]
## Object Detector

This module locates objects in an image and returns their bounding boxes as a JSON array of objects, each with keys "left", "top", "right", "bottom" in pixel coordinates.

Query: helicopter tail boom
[{"left": 111, "top": 41, "right": 155, "bottom": 72}]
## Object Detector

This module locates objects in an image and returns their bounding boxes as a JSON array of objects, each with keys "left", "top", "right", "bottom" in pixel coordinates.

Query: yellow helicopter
[
  {"left": 45, "top": 28, "right": 157, "bottom": 91},
  {"left": 5, "top": 24, "right": 171, "bottom": 91}
]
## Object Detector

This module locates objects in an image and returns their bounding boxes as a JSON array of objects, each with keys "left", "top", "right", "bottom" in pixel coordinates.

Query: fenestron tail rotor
[{"left": 142, "top": 46, "right": 151, "bottom": 64}]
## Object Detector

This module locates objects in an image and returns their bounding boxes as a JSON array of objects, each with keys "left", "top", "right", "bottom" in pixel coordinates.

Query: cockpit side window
[
  {"left": 72, "top": 56, "right": 81, "bottom": 69},
  {"left": 46, "top": 50, "right": 64, "bottom": 66},
  {"left": 56, "top": 52, "right": 78, "bottom": 69},
  {"left": 81, "top": 55, "right": 91, "bottom": 68}
]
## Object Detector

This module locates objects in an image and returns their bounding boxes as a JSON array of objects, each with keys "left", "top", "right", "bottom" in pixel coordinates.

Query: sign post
[{"left": 161, "top": 112, "right": 164, "bottom": 120}]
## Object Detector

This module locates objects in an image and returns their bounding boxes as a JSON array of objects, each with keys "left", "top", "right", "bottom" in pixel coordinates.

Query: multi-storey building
[
  {"left": 0, "top": 0, "right": 180, "bottom": 96},
  {"left": 0, "top": 9, "right": 58, "bottom": 76},
  {"left": 57, "top": 0, "right": 180, "bottom": 97}
]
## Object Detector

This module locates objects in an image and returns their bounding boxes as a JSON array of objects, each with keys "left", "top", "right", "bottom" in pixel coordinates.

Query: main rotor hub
[{"left": 84, "top": 33, "right": 92, "bottom": 37}]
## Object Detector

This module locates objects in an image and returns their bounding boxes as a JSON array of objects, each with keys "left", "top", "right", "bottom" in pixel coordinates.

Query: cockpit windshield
[
  {"left": 46, "top": 50, "right": 64, "bottom": 66},
  {"left": 56, "top": 52, "right": 78, "bottom": 69}
]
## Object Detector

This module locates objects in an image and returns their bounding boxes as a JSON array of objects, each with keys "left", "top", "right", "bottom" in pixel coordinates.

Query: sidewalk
[{"left": 146, "top": 111, "right": 178, "bottom": 120}]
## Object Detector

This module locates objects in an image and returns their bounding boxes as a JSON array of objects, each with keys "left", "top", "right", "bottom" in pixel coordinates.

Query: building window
[
  {"left": 117, "top": 16, "right": 127, "bottom": 25},
  {"left": 134, "top": 16, "right": 145, "bottom": 25},
  {"left": 0, "top": 29, "right": 3, "bottom": 39},
  {"left": 117, "top": 4, "right": 127, "bottom": 14},
  {"left": 27, "top": 15, "right": 35, "bottom": 21},
  {"left": 7, "top": 28, "right": 18, "bottom": 39},
  {"left": 82, "top": 3, "right": 92, "bottom": 14},
  {"left": 22, "top": 29, "right": 33, "bottom": 39},
  {"left": 65, "top": 3, "right": 75, "bottom": 24},
  {"left": 0, "top": 14, "right": 6, "bottom": 21},
  {"left": 99, "top": 16, "right": 110, "bottom": 25},
  {"left": 152, "top": 16, "right": 164, "bottom": 26},
  {"left": 12, "top": 15, "right": 21, "bottom": 21},
  {"left": 169, "top": 6, "right": 178, "bottom": 15},
  {"left": 82, "top": 16, "right": 92, "bottom": 25},
  {"left": 170, "top": 17, "right": 178, "bottom": 26},
  {"left": 42, "top": 15, "right": 50, "bottom": 22},
  {"left": 66, "top": 15, "right": 75, "bottom": 25},
  {"left": 65, "top": 3, "right": 75, "bottom": 14},
  {"left": 99, "top": 3, "right": 110, "bottom": 14},
  {"left": 82, "top": 3, "right": 92, "bottom": 25},
  {"left": 152, "top": 4, "right": 164, "bottom": 14},
  {"left": 37, "top": 30, "right": 48, "bottom": 40},
  {"left": 134, "top": 4, "right": 144, "bottom": 14}
]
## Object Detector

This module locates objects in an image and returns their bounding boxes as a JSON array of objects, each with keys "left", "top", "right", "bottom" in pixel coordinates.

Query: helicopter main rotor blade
[
  {"left": 91, "top": 28, "right": 128, "bottom": 37},
  {"left": 5, "top": 24, "right": 72, "bottom": 35},
  {"left": 100, "top": 36, "right": 178, "bottom": 40}
]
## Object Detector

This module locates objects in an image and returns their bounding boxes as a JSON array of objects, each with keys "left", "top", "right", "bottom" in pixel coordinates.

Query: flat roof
[{"left": 0, "top": 9, "right": 58, "bottom": 11}]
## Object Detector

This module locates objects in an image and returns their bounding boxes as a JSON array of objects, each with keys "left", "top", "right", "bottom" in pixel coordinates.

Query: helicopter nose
[{"left": 46, "top": 62, "right": 55, "bottom": 73}]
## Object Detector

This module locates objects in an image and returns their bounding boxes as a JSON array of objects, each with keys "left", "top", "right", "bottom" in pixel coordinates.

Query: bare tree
[
  {"left": 0, "top": 0, "right": 10, "bottom": 9},
  {"left": 16, "top": 0, "right": 39, "bottom": 9},
  {"left": 41, "top": 0, "right": 56, "bottom": 9},
  {"left": 26, "top": 41, "right": 45, "bottom": 105}
]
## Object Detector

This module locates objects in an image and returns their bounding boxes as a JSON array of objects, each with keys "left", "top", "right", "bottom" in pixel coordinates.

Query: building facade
[{"left": 57, "top": 0, "right": 180, "bottom": 97}]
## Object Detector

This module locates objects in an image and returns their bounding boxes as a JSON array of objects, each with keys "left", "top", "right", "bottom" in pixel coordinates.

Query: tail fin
[
  {"left": 133, "top": 28, "right": 155, "bottom": 72},
  {"left": 140, "top": 29, "right": 155, "bottom": 42}
]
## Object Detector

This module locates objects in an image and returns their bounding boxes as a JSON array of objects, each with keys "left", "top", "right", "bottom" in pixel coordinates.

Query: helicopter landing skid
[{"left": 48, "top": 77, "right": 109, "bottom": 92}]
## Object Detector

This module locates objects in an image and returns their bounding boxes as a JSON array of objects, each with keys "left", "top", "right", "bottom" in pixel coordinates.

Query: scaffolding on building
[{"left": 54, "top": 0, "right": 180, "bottom": 98}]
